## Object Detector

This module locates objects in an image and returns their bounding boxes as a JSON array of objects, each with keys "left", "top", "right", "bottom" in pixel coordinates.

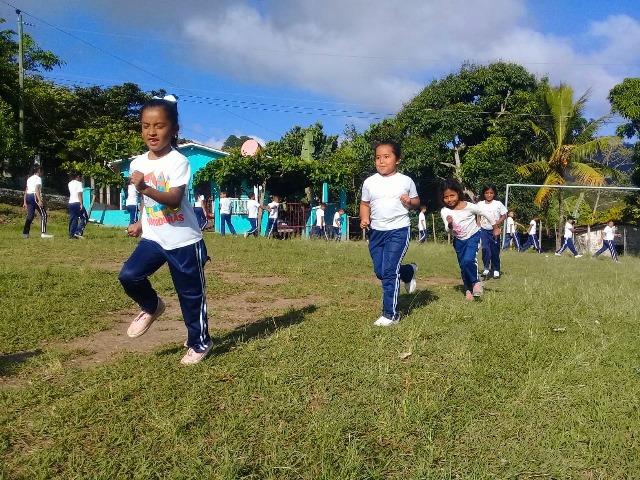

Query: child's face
[
  {"left": 374, "top": 144, "right": 399, "bottom": 176},
  {"left": 141, "top": 107, "right": 177, "bottom": 158},
  {"left": 483, "top": 189, "right": 495, "bottom": 201},
  {"left": 508, "top": 211, "right": 514, "bottom": 217},
  {"left": 608, "top": 221, "right": 614, "bottom": 227},
  {"left": 443, "top": 189, "right": 460, "bottom": 208}
]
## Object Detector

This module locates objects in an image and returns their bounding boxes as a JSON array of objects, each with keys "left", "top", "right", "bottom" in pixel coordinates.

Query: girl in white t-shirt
[
  {"left": 440, "top": 178, "right": 499, "bottom": 300},
  {"left": 476, "top": 184, "right": 508, "bottom": 279},
  {"left": 192, "top": 189, "right": 209, "bottom": 231},
  {"left": 117, "top": 95, "right": 211, "bottom": 365},
  {"left": 360, "top": 141, "right": 420, "bottom": 326}
]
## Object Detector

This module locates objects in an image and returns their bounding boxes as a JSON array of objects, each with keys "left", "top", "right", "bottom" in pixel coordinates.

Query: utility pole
[{"left": 16, "top": 9, "right": 24, "bottom": 136}]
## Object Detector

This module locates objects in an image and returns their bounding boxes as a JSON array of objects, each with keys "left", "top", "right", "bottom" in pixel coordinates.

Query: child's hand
[
  {"left": 360, "top": 218, "right": 370, "bottom": 229},
  {"left": 493, "top": 225, "right": 501, "bottom": 237},
  {"left": 399, "top": 194, "right": 411, "bottom": 208},
  {"left": 446, "top": 215, "right": 453, "bottom": 223},
  {"left": 130, "top": 171, "right": 148, "bottom": 193},
  {"left": 127, "top": 222, "right": 142, "bottom": 237}
]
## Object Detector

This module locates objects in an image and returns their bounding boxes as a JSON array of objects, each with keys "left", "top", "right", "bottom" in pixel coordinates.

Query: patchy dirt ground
[{"left": 0, "top": 273, "right": 322, "bottom": 388}]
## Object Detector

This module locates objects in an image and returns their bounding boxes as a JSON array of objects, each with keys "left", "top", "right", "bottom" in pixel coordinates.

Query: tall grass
[{"left": 1, "top": 204, "right": 639, "bottom": 479}]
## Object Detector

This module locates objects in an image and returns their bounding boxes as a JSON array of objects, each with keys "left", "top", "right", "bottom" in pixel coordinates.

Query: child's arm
[
  {"left": 360, "top": 201, "right": 371, "bottom": 229},
  {"left": 130, "top": 170, "right": 183, "bottom": 209},
  {"left": 22, "top": 187, "right": 27, "bottom": 209}
]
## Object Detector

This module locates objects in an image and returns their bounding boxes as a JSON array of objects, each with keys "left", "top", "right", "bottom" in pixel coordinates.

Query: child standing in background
[
  {"left": 192, "top": 190, "right": 208, "bottom": 231},
  {"left": 313, "top": 203, "right": 327, "bottom": 239},
  {"left": 360, "top": 140, "right": 420, "bottom": 327},
  {"left": 244, "top": 192, "right": 261, "bottom": 237},
  {"left": 125, "top": 182, "right": 139, "bottom": 225},
  {"left": 67, "top": 172, "right": 84, "bottom": 239},
  {"left": 22, "top": 166, "right": 53, "bottom": 238},
  {"left": 440, "top": 178, "right": 500, "bottom": 300},
  {"left": 333, "top": 208, "right": 344, "bottom": 241},
  {"left": 266, "top": 195, "right": 280, "bottom": 238},
  {"left": 219, "top": 191, "right": 237, "bottom": 236},
  {"left": 117, "top": 95, "right": 212, "bottom": 365},
  {"left": 555, "top": 216, "right": 582, "bottom": 258},
  {"left": 502, "top": 211, "right": 522, "bottom": 250},
  {"left": 476, "top": 184, "right": 507, "bottom": 279},
  {"left": 520, "top": 214, "right": 542, "bottom": 253},
  {"left": 418, "top": 205, "right": 428, "bottom": 243},
  {"left": 593, "top": 220, "right": 619, "bottom": 262}
]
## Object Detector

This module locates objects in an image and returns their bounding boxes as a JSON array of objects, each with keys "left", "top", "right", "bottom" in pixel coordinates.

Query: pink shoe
[
  {"left": 181, "top": 343, "right": 213, "bottom": 365},
  {"left": 127, "top": 299, "right": 165, "bottom": 338},
  {"left": 472, "top": 283, "right": 484, "bottom": 297},
  {"left": 465, "top": 290, "right": 473, "bottom": 300}
]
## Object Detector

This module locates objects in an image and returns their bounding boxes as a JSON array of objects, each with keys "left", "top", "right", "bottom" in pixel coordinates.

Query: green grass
[{"left": 2, "top": 204, "right": 640, "bottom": 478}]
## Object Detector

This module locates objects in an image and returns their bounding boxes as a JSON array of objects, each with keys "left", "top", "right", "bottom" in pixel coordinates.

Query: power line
[{"left": 0, "top": 0, "right": 278, "bottom": 135}]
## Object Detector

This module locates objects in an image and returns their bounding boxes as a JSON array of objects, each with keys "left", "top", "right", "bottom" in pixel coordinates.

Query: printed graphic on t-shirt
[{"left": 142, "top": 171, "right": 184, "bottom": 226}]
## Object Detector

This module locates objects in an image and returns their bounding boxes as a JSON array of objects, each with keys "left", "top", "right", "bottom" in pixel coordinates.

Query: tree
[
  {"left": 221, "top": 135, "right": 251, "bottom": 151},
  {"left": 516, "top": 84, "right": 619, "bottom": 244}
]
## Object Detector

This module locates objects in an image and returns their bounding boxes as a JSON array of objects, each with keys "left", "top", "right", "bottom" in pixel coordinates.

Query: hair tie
[{"left": 152, "top": 94, "right": 178, "bottom": 103}]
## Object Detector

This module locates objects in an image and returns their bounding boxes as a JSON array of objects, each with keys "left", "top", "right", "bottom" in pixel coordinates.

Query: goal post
[{"left": 503, "top": 183, "right": 640, "bottom": 253}]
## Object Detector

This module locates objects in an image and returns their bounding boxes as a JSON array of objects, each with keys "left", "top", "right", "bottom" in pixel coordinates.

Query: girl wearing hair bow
[{"left": 117, "top": 94, "right": 213, "bottom": 365}]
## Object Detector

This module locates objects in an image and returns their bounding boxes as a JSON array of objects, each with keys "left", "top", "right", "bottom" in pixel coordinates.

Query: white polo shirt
[{"left": 361, "top": 172, "right": 418, "bottom": 231}]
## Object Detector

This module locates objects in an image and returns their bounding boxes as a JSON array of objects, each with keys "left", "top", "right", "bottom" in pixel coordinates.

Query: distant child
[
  {"left": 219, "top": 190, "right": 237, "bottom": 236},
  {"left": 265, "top": 195, "right": 280, "bottom": 238},
  {"left": 555, "top": 216, "right": 582, "bottom": 258},
  {"left": 22, "top": 166, "right": 53, "bottom": 238},
  {"left": 125, "top": 182, "right": 139, "bottom": 225},
  {"left": 192, "top": 190, "right": 209, "bottom": 231},
  {"left": 360, "top": 140, "right": 420, "bottom": 327},
  {"left": 593, "top": 220, "right": 618, "bottom": 262},
  {"left": 440, "top": 178, "right": 500, "bottom": 299},
  {"left": 67, "top": 172, "right": 85, "bottom": 239},
  {"left": 244, "top": 192, "right": 261, "bottom": 237},
  {"left": 476, "top": 184, "right": 508, "bottom": 279},
  {"left": 520, "top": 214, "right": 542, "bottom": 253},
  {"left": 502, "top": 211, "right": 522, "bottom": 250},
  {"left": 333, "top": 208, "right": 345, "bottom": 241},
  {"left": 418, "top": 205, "right": 428, "bottom": 243},
  {"left": 117, "top": 95, "right": 212, "bottom": 365},
  {"left": 313, "top": 203, "right": 327, "bottom": 239}
]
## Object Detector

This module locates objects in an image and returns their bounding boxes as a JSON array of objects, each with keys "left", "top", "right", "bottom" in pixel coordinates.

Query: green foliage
[
  {"left": 221, "top": 134, "right": 252, "bottom": 151},
  {"left": 608, "top": 78, "right": 640, "bottom": 140}
]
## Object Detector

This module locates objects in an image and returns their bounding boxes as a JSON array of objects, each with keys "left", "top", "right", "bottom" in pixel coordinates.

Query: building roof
[{"left": 109, "top": 141, "right": 228, "bottom": 166}]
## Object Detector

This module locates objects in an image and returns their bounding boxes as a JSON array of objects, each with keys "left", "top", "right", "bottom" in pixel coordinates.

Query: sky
[{"left": 0, "top": 0, "right": 639, "bottom": 149}]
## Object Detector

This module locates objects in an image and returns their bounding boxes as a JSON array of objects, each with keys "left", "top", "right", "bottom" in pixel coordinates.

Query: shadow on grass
[
  {"left": 400, "top": 289, "right": 438, "bottom": 315},
  {"left": 155, "top": 305, "right": 318, "bottom": 358},
  {"left": 0, "top": 349, "right": 44, "bottom": 376}
]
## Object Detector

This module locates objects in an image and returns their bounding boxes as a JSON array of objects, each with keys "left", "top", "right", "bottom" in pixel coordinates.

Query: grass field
[{"left": 1, "top": 204, "right": 640, "bottom": 479}]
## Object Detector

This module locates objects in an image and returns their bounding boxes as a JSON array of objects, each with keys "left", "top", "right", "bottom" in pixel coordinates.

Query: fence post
[{"left": 431, "top": 213, "right": 436, "bottom": 243}]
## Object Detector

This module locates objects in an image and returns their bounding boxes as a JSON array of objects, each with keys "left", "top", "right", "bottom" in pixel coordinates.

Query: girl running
[
  {"left": 440, "top": 179, "right": 500, "bottom": 300},
  {"left": 476, "top": 184, "right": 507, "bottom": 279},
  {"left": 117, "top": 95, "right": 212, "bottom": 365}
]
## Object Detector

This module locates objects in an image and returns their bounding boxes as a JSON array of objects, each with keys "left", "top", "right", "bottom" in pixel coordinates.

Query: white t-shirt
[
  {"left": 505, "top": 217, "right": 515, "bottom": 234},
  {"left": 68, "top": 179, "right": 83, "bottom": 204},
  {"left": 247, "top": 199, "right": 260, "bottom": 219},
  {"left": 333, "top": 211, "right": 342, "bottom": 228},
  {"left": 476, "top": 200, "right": 507, "bottom": 230},
  {"left": 126, "top": 183, "right": 139, "bottom": 207},
  {"left": 603, "top": 225, "right": 615, "bottom": 241},
  {"left": 441, "top": 202, "right": 493, "bottom": 240},
  {"left": 361, "top": 172, "right": 418, "bottom": 231},
  {"left": 418, "top": 211, "right": 426, "bottom": 231},
  {"left": 268, "top": 201, "right": 279, "bottom": 219},
  {"left": 26, "top": 174, "right": 42, "bottom": 194},
  {"left": 193, "top": 194, "right": 205, "bottom": 208},
  {"left": 130, "top": 149, "right": 201, "bottom": 250},
  {"left": 528, "top": 220, "right": 537, "bottom": 236},
  {"left": 563, "top": 221, "right": 574, "bottom": 239},
  {"left": 316, "top": 208, "right": 325, "bottom": 227},
  {"left": 219, "top": 197, "right": 232, "bottom": 214}
]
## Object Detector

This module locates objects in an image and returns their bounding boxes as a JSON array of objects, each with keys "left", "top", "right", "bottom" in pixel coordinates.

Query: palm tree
[{"left": 517, "top": 84, "right": 619, "bottom": 246}]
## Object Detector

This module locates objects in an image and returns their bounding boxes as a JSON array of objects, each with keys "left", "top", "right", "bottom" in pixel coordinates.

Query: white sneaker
[
  {"left": 41, "top": 233, "right": 53, "bottom": 238},
  {"left": 555, "top": 253, "right": 562, "bottom": 256},
  {"left": 493, "top": 271, "right": 500, "bottom": 279},
  {"left": 404, "top": 263, "right": 418, "bottom": 293},
  {"left": 373, "top": 316, "right": 398, "bottom": 327},
  {"left": 575, "top": 254, "right": 583, "bottom": 258},
  {"left": 482, "top": 269, "right": 490, "bottom": 277}
]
